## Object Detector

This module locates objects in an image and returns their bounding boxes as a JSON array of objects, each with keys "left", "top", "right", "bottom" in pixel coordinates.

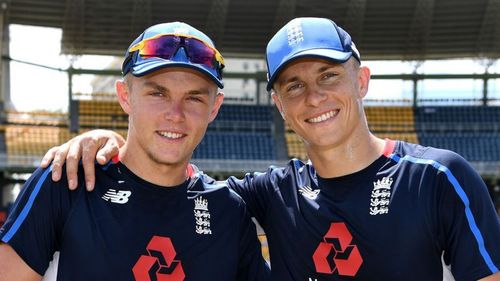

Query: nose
[
  {"left": 164, "top": 99, "right": 185, "bottom": 122},
  {"left": 304, "top": 85, "right": 327, "bottom": 107}
]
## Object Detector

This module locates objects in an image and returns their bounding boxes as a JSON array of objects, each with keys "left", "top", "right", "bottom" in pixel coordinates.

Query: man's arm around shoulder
[{"left": 0, "top": 243, "right": 41, "bottom": 281}]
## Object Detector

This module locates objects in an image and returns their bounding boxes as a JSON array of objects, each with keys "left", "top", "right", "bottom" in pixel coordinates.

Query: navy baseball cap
[
  {"left": 122, "top": 22, "right": 225, "bottom": 88},
  {"left": 266, "top": 17, "right": 361, "bottom": 91}
]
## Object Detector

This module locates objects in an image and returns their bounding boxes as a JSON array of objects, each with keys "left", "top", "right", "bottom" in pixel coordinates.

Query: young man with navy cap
[
  {"left": 40, "top": 17, "right": 500, "bottom": 280},
  {"left": 0, "top": 22, "right": 271, "bottom": 281}
]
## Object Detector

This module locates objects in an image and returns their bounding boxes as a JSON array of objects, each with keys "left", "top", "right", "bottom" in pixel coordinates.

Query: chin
[
  {"left": 148, "top": 151, "right": 188, "bottom": 166},
  {"left": 310, "top": 136, "right": 344, "bottom": 148}
]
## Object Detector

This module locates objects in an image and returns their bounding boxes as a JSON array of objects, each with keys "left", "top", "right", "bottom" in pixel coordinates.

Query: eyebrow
[
  {"left": 277, "top": 76, "right": 300, "bottom": 89},
  {"left": 143, "top": 81, "right": 213, "bottom": 96},
  {"left": 317, "top": 65, "right": 337, "bottom": 73},
  {"left": 188, "top": 88, "right": 211, "bottom": 96},
  {"left": 143, "top": 81, "right": 168, "bottom": 93},
  {"left": 277, "top": 65, "right": 340, "bottom": 88}
]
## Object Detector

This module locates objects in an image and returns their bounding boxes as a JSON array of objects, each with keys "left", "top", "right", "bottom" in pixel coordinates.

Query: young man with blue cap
[
  {"left": 0, "top": 22, "right": 271, "bottom": 281},
  {"left": 39, "top": 18, "right": 500, "bottom": 280}
]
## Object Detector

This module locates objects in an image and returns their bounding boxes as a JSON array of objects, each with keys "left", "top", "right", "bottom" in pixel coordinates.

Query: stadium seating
[
  {"left": 209, "top": 104, "right": 275, "bottom": 133},
  {"left": 78, "top": 100, "right": 128, "bottom": 129},
  {"left": 194, "top": 132, "right": 276, "bottom": 160},
  {"left": 285, "top": 132, "right": 307, "bottom": 160},
  {"left": 214, "top": 104, "right": 273, "bottom": 122},
  {"left": 3, "top": 125, "right": 75, "bottom": 163},
  {"left": 415, "top": 106, "right": 500, "bottom": 132},
  {"left": 366, "top": 105, "right": 420, "bottom": 148},
  {"left": 365, "top": 106, "right": 416, "bottom": 132},
  {"left": 419, "top": 132, "right": 500, "bottom": 161},
  {"left": 194, "top": 104, "right": 277, "bottom": 160},
  {"left": 415, "top": 106, "right": 500, "bottom": 162},
  {"left": 0, "top": 111, "right": 69, "bottom": 166}
]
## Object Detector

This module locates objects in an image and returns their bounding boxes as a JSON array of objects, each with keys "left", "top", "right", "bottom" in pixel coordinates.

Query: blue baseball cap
[
  {"left": 266, "top": 17, "right": 361, "bottom": 91},
  {"left": 122, "top": 22, "right": 224, "bottom": 88}
]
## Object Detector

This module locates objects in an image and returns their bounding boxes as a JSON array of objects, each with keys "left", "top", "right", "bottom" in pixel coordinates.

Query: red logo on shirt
[
  {"left": 133, "top": 236, "right": 185, "bottom": 281},
  {"left": 312, "top": 222, "right": 363, "bottom": 276}
]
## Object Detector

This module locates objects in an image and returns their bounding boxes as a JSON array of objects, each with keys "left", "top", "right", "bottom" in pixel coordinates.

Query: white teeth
[
  {"left": 307, "top": 110, "right": 338, "bottom": 123},
  {"left": 158, "top": 131, "right": 183, "bottom": 139}
]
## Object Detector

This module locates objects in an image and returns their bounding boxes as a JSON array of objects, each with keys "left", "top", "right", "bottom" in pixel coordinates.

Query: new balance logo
[
  {"left": 102, "top": 189, "right": 132, "bottom": 204},
  {"left": 299, "top": 186, "right": 320, "bottom": 200}
]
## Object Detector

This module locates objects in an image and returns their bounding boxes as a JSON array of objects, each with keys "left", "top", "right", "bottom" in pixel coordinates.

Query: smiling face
[
  {"left": 117, "top": 67, "right": 223, "bottom": 175},
  {"left": 271, "top": 57, "right": 370, "bottom": 153}
]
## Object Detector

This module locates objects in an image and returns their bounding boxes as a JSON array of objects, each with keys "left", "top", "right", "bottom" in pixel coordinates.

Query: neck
[
  {"left": 119, "top": 145, "right": 189, "bottom": 187},
  {"left": 307, "top": 132, "right": 386, "bottom": 178}
]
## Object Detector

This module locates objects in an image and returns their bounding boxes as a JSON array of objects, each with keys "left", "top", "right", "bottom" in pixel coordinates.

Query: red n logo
[
  {"left": 133, "top": 236, "right": 185, "bottom": 281},
  {"left": 312, "top": 222, "right": 363, "bottom": 276}
]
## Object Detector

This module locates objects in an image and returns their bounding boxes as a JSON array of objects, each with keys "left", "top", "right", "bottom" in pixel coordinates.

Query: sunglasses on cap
[{"left": 126, "top": 33, "right": 225, "bottom": 72}]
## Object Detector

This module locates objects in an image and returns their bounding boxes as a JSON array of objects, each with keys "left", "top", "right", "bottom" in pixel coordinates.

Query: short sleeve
[
  {"left": 435, "top": 152, "right": 500, "bottom": 280},
  {"left": 0, "top": 166, "right": 71, "bottom": 275}
]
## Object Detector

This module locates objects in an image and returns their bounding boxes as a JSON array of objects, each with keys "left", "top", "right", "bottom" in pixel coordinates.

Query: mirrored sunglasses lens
[
  {"left": 185, "top": 38, "right": 217, "bottom": 67},
  {"left": 140, "top": 36, "right": 180, "bottom": 59}
]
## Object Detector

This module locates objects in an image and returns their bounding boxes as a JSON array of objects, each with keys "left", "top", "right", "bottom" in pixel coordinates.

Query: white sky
[
  {"left": 8, "top": 24, "right": 500, "bottom": 112},
  {"left": 10, "top": 25, "right": 68, "bottom": 112},
  {"left": 9, "top": 25, "right": 115, "bottom": 112}
]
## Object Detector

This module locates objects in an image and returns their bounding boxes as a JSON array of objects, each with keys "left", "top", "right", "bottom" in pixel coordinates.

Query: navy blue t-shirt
[
  {"left": 0, "top": 160, "right": 270, "bottom": 281},
  {"left": 227, "top": 140, "right": 500, "bottom": 281}
]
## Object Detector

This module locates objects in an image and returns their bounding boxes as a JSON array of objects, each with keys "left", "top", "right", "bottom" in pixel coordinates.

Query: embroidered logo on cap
[{"left": 287, "top": 19, "right": 304, "bottom": 46}]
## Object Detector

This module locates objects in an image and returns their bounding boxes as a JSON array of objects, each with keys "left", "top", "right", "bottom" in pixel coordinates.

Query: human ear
[
  {"left": 116, "top": 80, "right": 131, "bottom": 114},
  {"left": 357, "top": 66, "right": 371, "bottom": 98},
  {"left": 208, "top": 92, "right": 225, "bottom": 123},
  {"left": 271, "top": 92, "right": 286, "bottom": 120}
]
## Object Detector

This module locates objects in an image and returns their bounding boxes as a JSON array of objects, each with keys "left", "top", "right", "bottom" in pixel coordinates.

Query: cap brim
[
  {"left": 266, "top": 48, "right": 352, "bottom": 91},
  {"left": 131, "top": 58, "right": 224, "bottom": 89}
]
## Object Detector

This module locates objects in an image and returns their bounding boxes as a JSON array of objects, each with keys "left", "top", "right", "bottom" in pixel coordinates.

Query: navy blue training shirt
[
  {"left": 227, "top": 140, "right": 500, "bottom": 281},
  {"left": 0, "top": 160, "right": 271, "bottom": 281}
]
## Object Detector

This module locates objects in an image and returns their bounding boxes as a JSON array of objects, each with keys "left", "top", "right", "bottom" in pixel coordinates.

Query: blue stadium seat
[
  {"left": 418, "top": 132, "right": 500, "bottom": 162},
  {"left": 415, "top": 106, "right": 500, "bottom": 132},
  {"left": 415, "top": 106, "right": 500, "bottom": 162},
  {"left": 193, "top": 132, "right": 276, "bottom": 160},
  {"left": 191, "top": 104, "right": 278, "bottom": 160}
]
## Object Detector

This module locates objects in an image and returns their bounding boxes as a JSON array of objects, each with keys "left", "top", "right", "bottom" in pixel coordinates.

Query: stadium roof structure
[{"left": 6, "top": 0, "right": 500, "bottom": 61}]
